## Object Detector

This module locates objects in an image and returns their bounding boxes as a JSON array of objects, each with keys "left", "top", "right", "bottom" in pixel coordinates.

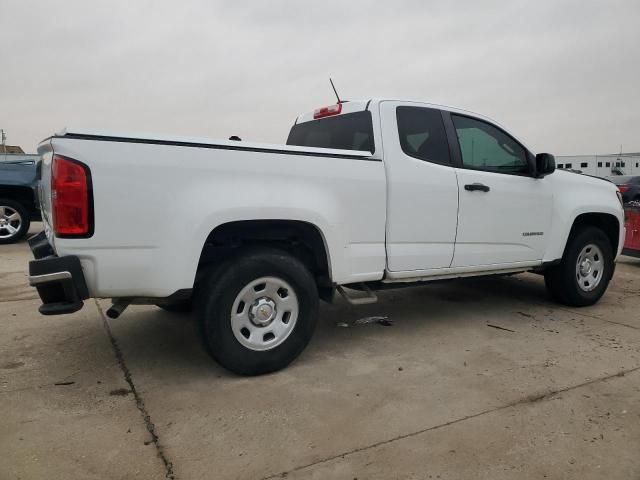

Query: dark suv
[{"left": 0, "top": 160, "right": 41, "bottom": 244}]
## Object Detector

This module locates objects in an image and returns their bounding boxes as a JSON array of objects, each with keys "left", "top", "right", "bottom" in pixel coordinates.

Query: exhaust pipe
[{"left": 106, "top": 299, "right": 130, "bottom": 319}]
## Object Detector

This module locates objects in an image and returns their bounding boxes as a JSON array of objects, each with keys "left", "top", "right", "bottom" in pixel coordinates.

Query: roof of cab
[
  {"left": 297, "top": 98, "right": 508, "bottom": 129},
  {"left": 295, "top": 98, "right": 532, "bottom": 152}
]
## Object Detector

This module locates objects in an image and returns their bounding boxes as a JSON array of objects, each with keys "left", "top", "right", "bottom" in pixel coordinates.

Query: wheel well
[
  {"left": 0, "top": 186, "right": 37, "bottom": 213},
  {"left": 568, "top": 213, "right": 619, "bottom": 253},
  {"left": 197, "top": 220, "right": 332, "bottom": 296}
]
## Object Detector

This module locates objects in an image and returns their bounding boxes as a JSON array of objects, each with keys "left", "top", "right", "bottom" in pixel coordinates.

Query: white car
[{"left": 29, "top": 99, "right": 624, "bottom": 375}]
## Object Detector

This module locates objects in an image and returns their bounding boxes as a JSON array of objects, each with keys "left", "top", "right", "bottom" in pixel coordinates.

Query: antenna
[{"left": 329, "top": 78, "right": 343, "bottom": 104}]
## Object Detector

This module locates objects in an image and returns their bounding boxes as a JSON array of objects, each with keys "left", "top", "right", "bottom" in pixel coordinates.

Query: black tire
[
  {"left": 195, "top": 249, "right": 319, "bottom": 376},
  {"left": 0, "top": 198, "right": 30, "bottom": 244},
  {"left": 544, "top": 226, "right": 614, "bottom": 307},
  {"left": 156, "top": 299, "right": 193, "bottom": 313}
]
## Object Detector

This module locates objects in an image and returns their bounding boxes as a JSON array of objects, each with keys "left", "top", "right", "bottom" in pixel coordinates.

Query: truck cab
[{"left": 288, "top": 99, "right": 623, "bottom": 281}]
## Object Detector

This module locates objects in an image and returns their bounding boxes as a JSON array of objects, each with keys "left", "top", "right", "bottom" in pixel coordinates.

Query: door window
[
  {"left": 396, "top": 107, "right": 450, "bottom": 165},
  {"left": 451, "top": 114, "right": 528, "bottom": 174}
]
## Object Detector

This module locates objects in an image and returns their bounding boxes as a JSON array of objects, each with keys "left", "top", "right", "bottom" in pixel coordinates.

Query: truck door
[
  {"left": 444, "top": 112, "right": 553, "bottom": 267},
  {"left": 380, "top": 102, "right": 459, "bottom": 271}
]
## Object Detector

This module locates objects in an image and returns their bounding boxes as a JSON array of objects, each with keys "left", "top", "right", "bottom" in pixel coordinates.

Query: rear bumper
[{"left": 28, "top": 231, "right": 89, "bottom": 315}]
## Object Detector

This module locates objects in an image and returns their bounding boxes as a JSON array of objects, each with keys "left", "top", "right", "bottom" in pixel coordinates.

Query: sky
[{"left": 1, "top": 0, "right": 639, "bottom": 155}]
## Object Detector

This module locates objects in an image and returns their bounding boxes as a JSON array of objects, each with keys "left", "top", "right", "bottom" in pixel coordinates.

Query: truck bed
[{"left": 37, "top": 128, "right": 387, "bottom": 298}]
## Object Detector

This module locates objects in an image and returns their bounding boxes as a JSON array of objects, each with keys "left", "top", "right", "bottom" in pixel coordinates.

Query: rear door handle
[{"left": 464, "top": 183, "right": 490, "bottom": 192}]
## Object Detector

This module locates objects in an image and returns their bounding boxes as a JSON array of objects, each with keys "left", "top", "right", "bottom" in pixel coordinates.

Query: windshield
[{"left": 287, "top": 111, "right": 374, "bottom": 153}]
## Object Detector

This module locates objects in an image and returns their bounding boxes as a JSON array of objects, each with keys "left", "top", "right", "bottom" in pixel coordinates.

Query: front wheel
[
  {"left": 544, "top": 226, "right": 614, "bottom": 306},
  {"left": 196, "top": 249, "right": 319, "bottom": 375}
]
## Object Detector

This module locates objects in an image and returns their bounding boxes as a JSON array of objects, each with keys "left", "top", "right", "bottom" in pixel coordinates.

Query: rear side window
[
  {"left": 286, "top": 111, "right": 374, "bottom": 153},
  {"left": 396, "top": 106, "right": 450, "bottom": 165}
]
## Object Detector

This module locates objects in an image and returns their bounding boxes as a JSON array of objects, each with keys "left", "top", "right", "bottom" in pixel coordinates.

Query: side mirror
[{"left": 535, "top": 153, "right": 556, "bottom": 178}]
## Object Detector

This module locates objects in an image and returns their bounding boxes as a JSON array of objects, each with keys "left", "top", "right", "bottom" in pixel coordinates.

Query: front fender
[{"left": 543, "top": 172, "right": 624, "bottom": 262}]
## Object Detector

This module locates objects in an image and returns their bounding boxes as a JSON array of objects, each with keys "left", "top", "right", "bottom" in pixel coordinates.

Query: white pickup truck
[{"left": 29, "top": 99, "right": 624, "bottom": 375}]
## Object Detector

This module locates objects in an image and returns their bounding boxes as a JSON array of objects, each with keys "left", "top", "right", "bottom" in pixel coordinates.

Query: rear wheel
[
  {"left": 0, "top": 199, "right": 30, "bottom": 244},
  {"left": 544, "top": 226, "right": 614, "bottom": 306},
  {"left": 195, "top": 249, "right": 318, "bottom": 375}
]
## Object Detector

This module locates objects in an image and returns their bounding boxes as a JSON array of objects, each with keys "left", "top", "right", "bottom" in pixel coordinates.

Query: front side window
[
  {"left": 451, "top": 114, "right": 528, "bottom": 174},
  {"left": 396, "top": 106, "right": 450, "bottom": 165}
]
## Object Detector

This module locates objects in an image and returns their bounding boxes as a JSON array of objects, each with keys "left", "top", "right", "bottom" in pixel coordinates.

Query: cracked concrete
[
  {"left": 95, "top": 299, "right": 175, "bottom": 479},
  {"left": 2, "top": 223, "right": 640, "bottom": 479},
  {"left": 1, "top": 229, "right": 166, "bottom": 479},
  {"left": 262, "top": 367, "right": 640, "bottom": 479}
]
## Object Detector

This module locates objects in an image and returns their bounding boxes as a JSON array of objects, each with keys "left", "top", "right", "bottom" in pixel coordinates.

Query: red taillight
[
  {"left": 313, "top": 103, "right": 342, "bottom": 119},
  {"left": 618, "top": 184, "right": 629, "bottom": 193},
  {"left": 52, "top": 155, "right": 92, "bottom": 237}
]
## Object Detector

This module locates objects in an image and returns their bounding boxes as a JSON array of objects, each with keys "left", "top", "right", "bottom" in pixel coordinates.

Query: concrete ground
[{"left": 2, "top": 224, "right": 640, "bottom": 480}]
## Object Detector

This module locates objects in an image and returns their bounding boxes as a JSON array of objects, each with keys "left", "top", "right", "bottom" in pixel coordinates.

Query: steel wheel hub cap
[
  {"left": 580, "top": 258, "right": 593, "bottom": 276},
  {"left": 576, "top": 243, "right": 604, "bottom": 292},
  {"left": 230, "top": 276, "right": 299, "bottom": 351},
  {"left": 249, "top": 297, "right": 277, "bottom": 326}
]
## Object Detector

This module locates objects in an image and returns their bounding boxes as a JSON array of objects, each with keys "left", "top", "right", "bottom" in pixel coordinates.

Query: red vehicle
[{"left": 623, "top": 202, "right": 640, "bottom": 257}]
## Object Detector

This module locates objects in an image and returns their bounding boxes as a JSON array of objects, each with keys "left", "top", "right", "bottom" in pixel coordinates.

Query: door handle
[{"left": 464, "top": 183, "right": 490, "bottom": 192}]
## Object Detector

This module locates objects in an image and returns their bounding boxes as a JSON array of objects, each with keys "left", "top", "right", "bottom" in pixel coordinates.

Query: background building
[
  {"left": 556, "top": 152, "right": 640, "bottom": 177},
  {"left": 1, "top": 141, "right": 38, "bottom": 163},
  {"left": 1, "top": 144, "right": 24, "bottom": 154},
  {"left": 1, "top": 129, "right": 39, "bottom": 162}
]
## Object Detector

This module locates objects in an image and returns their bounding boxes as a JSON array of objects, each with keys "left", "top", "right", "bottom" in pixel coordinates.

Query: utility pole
[{"left": 1, "top": 129, "right": 6, "bottom": 161}]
